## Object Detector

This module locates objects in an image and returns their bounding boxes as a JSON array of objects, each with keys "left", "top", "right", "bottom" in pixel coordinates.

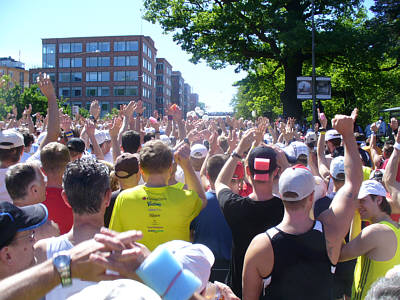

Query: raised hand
[
  {"left": 90, "top": 100, "right": 101, "bottom": 120},
  {"left": 331, "top": 108, "right": 358, "bottom": 138},
  {"left": 36, "top": 73, "right": 56, "bottom": 100},
  {"left": 60, "top": 114, "right": 72, "bottom": 132},
  {"left": 317, "top": 108, "right": 327, "bottom": 129},
  {"left": 135, "top": 100, "right": 145, "bottom": 115},
  {"left": 174, "top": 143, "right": 191, "bottom": 168},
  {"left": 109, "top": 117, "right": 123, "bottom": 139}
]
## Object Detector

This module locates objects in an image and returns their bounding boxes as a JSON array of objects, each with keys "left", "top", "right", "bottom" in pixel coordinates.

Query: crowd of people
[{"left": 1, "top": 72, "right": 400, "bottom": 300}]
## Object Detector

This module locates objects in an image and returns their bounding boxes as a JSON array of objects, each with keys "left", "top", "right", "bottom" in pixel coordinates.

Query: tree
[
  {"left": 0, "top": 75, "right": 48, "bottom": 119},
  {"left": 143, "top": 0, "right": 376, "bottom": 119}
]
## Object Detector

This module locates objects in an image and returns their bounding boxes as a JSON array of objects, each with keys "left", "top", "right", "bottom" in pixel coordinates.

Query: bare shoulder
[
  {"left": 245, "top": 233, "right": 274, "bottom": 277},
  {"left": 34, "top": 236, "right": 52, "bottom": 264}
]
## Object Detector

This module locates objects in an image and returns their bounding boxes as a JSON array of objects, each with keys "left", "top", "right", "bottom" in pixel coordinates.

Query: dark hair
[
  {"left": 143, "top": 133, "right": 155, "bottom": 143},
  {"left": 365, "top": 275, "right": 400, "bottom": 300},
  {"left": 371, "top": 194, "right": 392, "bottom": 215},
  {"left": 282, "top": 197, "right": 309, "bottom": 210},
  {"left": 22, "top": 132, "right": 34, "bottom": 148},
  {"left": 383, "top": 142, "right": 394, "bottom": 159},
  {"left": 0, "top": 146, "right": 24, "bottom": 163},
  {"left": 62, "top": 158, "right": 110, "bottom": 215},
  {"left": 206, "top": 154, "right": 228, "bottom": 184},
  {"left": 218, "top": 136, "right": 229, "bottom": 153},
  {"left": 5, "top": 163, "right": 37, "bottom": 200},
  {"left": 329, "top": 138, "right": 342, "bottom": 148},
  {"left": 121, "top": 130, "right": 141, "bottom": 153},
  {"left": 139, "top": 140, "right": 172, "bottom": 174}
]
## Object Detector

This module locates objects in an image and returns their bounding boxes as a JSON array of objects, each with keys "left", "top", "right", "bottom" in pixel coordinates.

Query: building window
[
  {"left": 59, "top": 43, "right": 71, "bottom": 53},
  {"left": 59, "top": 72, "right": 70, "bottom": 82},
  {"left": 100, "top": 87, "right": 109, "bottom": 96},
  {"left": 114, "top": 41, "right": 139, "bottom": 52},
  {"left": 86, "top": 86, "right": 109, "bottom": 97},
  {"left": 86, "top": 72, "right": 109, "bottom": 82},
  {"left": 148, "top": 48, "right": 152, "bottom": 59},
  {"left": 71, "top": 43, "right": 82, "bottom": 53},
  {"left": 72, "top": 87, "right": 82, "bottom": 97},
  {"left": 157, "top": 75, "right": 163, "bottom": 82},
  {"left": 59, "top": 58, "right": 70, "bottom": 68},
  {"left": 59, "top": 87, "right": 70, "bottom": 98},
  {"left": 71, "top": 58, "right": 82, "bottom": 68},
  {"left": 126, "top": 56, "right": 138, "bottom": 66},
  {"left": 156, "top": 63, "right": 164, "bottom": 71},
  {"left": 86, "top": 57, "right": 110, "bottom": 67},
  {"left": 86, "top": 87, "right": 98, "bottom": 97},
  {"left": 42, "top": 44, "right": 56, "bottom": 68},
  {"left": 126, "top": 86, "right": 138, "bottom": 96},
  {"left": 114, "top": 41, "right": 125, "bottom": 52},
  {"left": 114, "top": 71, "right": 138, "bottom": 82},
  {"left": 101, "top": 102, "right": 110, "bottom": 114},
  {"left": 114, "top": 86, "right": 125, "bottom": 96},
  {"left": 143, "top": 43, "right": 148, "bottom": 55},
  {"left": 72, "top": 72, "right": 82, "bottom": 82},
  {"left": 114, "top": 56, "right": 126, "bottom": 66},
  {"left": 99, "top": 57, "right": 110, "bottom": 66},
  {"left": 87, "top": 42, "right": 110, "bottom": 52},
  {"left": 126, "top": 41, "right": 138, "bottom": 51}
]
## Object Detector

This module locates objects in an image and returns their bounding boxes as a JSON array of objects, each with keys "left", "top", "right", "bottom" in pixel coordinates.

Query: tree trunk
[{"left": 281, "top": 55, "right": 304, "bottom": 120}]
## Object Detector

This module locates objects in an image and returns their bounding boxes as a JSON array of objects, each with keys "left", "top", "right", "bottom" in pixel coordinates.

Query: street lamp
[{"left": 311, "top": 0, "right": 316, "bottom": 127}]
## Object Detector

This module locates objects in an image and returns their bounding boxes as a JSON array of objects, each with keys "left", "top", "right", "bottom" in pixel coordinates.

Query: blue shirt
[{"left": 191, "top": 191, "right": 232, "bottom": 261}]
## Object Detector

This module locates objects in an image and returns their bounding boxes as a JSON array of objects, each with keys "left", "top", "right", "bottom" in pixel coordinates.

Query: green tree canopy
[{"left": 143, "top": 0, "right": 396, "bottom": 119}]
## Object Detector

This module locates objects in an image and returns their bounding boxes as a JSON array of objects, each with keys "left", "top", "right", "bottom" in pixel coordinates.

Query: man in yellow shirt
[{"left": 109, "top": 140, "right": 207, "bottom": 250}]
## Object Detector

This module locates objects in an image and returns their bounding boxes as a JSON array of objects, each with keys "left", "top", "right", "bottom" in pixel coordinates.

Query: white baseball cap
[
  {"left": 330, "top": 156, "right": 345, "bottom": 180},
  {"left": 279, "top": 165, "right": 315, "bottom": 201},
  {"left": 286, "top": 141, "right": 309, "bottom": 159},
  {"left": 358, "top": 180, "right": 387, "bottom": 199},
  {"left": 67, "top": 279, "right": 161, "bottom": 300},
  {"left": 94, "top": 130, "right": 106, "bottom": 145},
  {"left": 0, "top": 129, "right": 24, "bottom": 149},
  {"left": 325, "top": 129, "right": 342, "bottom": 141},
  {"left": 157, "top": 240, "right": 215, "bottom": 293},
  {"left": 305, "top": 131, "right": 317, "bottom": 144},
  {"left": 190, "top": 143, "right": 208, "bottom": 159}
]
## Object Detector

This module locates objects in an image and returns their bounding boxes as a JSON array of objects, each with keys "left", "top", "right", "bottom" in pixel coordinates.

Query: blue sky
[{"left": 1, "top": 0, "right": 375, "bottom": 112}]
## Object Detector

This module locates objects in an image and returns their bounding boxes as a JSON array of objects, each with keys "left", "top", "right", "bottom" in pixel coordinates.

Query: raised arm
[
  {"left": 316, "top": 110, "right": 330, "bottom": 182},
  {"left": 174, "top": 144, "right": 207, "bottom": 209},
  {"left": 369, "top": 123, "right": 384, "bottom": 169},
  {"left": 215, "top": 129, "right": 255, "bottom": 196},
  {"left": 109, "top": 117, "right": 123, "bottom": 162},
  {"left": 36, "top": 73, "right": 60, "bottom": 150},
  {"left": 383, "top": 131, "right": 400, "bottom": 213},
  {"left": 318, "top": 109, "right": 363, "bottom": 264}
]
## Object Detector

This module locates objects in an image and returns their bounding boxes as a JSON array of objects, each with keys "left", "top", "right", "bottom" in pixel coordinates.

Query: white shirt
[{"left": 0, "top": 168, "right": 12, "bottom": 203}]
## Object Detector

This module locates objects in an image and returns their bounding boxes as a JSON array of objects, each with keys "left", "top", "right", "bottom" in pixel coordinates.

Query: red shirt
[{"left": 42, "top": 187, "right": 73, "bottom": 234}]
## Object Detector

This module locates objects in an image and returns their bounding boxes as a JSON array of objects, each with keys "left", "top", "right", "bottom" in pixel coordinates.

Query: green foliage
[
  {"left": 144, "top": 0, "right": 399, "bottom": 120},
  {"left": 0, "top": 75, "right": 48, "bottom": 120},
  {"left": 79, "top": 107, "right": 90, "bottom": 118}
]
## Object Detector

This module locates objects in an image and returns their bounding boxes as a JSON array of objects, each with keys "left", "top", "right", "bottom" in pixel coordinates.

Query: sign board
[
  {"left": 297, "top": 77, "right": 331, "bottom": 100},
  {"left": 72, "top": 105, "right": 79, "bottom": 115}
]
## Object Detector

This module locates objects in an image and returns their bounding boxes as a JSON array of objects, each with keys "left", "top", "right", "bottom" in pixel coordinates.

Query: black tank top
[{"left": 261, "top": 221, "right": 335, "bottom": 300}]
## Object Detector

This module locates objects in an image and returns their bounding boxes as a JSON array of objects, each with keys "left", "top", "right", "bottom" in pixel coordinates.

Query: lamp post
[{"left": 311, "top": 0, "right": 316, "bottom": 127}]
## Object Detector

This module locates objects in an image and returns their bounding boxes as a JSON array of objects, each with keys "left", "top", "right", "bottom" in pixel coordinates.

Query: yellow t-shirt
[
  {"left": 352, "top": 221, "right": 400, "bottom": 300},
  {"left": 109, "top": 185, "right": 202, "bottom": 251}
]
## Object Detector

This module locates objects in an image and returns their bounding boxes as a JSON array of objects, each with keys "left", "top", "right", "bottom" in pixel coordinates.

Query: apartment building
[
  {"left": 0, "top": 57, "right": 29, "bottom": 90},
  {"left": 155, "top": 58, "right": 172, "bottom": 115},
  {"left": 29, "top": 35, "right": 156, "bottom": 116},
  {"left": 171, "top": 71, "right": 184, "bottom": 108}
]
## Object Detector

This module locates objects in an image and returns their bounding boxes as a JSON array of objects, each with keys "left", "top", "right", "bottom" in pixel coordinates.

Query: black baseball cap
[
  {"left": 67, "top": 138, "right": 86, "bottom": 153},
  {"left": 0, "top": 202, "right": 48, "bottom": 249},
  {"left": 247, "top": 146, "right": 277, "bottom": 175}
]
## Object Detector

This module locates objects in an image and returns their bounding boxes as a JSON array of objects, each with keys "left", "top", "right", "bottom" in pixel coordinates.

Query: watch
[
  {"left": 231, "top": 151, "right": 243, "bottom": 159},
  {"left": 53, "top": 251, "right": 72, "bottom": 287}
]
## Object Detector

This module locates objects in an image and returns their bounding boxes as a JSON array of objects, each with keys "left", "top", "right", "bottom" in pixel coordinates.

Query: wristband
[
  {"left": 168, "top": 115, "right": 173, "bottom": 121},
  {"left": 395, "top": 143, "right": 400, "bottom": 151},
  {"left": 231, "top": 151, "right": 243, "bottom": 160},
  {"left": 318, "top": 128, "right": 326, "bottom": 133},
  {"left": 320, "top": 131, "right": 326, "bottom": 135},
  {"left": 65, "top": 131, "right": 73, "bottom": 138}
]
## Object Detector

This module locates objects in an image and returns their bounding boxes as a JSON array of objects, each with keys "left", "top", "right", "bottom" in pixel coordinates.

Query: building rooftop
[{"left": 0, "top": 56, "right": 25, "bottom": 69}]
